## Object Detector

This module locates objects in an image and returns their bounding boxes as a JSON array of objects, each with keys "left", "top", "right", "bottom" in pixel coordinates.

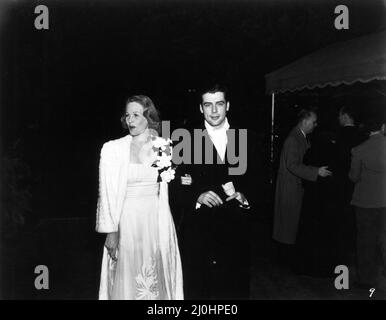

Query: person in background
[
  {"left": 297, "top": 129, "right": 340, "bottom": 277},
  {"left": 349, "top": 111, "right": 386, "bottom": 291},
  {"left": 335, "top": 106, "right": 366, "bottom": 265},
  {"left": 273, "top": 107, "right": 332, "bottom": 270}
]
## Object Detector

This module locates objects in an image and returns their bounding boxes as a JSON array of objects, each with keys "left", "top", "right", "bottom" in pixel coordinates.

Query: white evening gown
[{"left": 98, "top": 163, "right": 183, "bottom": 300}]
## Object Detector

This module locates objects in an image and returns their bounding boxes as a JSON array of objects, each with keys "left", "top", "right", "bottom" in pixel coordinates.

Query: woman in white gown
[{"left": 96, "top": 95, "right": 183, "bottom": 300}]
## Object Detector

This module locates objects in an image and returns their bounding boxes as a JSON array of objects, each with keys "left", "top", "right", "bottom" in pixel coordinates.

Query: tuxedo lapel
[
  {"left": 225, "top": 127, "right": 240, "bottom": 167},
  {"left": 202, "top": 126, "right": 239, "bottom": 166}
]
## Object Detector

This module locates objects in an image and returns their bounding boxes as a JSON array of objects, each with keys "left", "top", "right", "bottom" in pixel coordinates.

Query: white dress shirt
[
  {"left": 195, "top": 118, "right": 250, "bottom": 210},
  {"left": 196, "top": 118, "right": 230, "bottom": 209},
  {"left": 205, "top": 117, "right": 230, "bottom": 162}
]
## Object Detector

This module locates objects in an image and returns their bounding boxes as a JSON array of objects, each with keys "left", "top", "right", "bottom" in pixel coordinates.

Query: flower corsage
[{"left": 151, "top": 136, "right": 176, "bottom": 183}]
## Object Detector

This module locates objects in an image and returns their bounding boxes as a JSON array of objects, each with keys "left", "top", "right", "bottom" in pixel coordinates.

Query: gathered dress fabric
[{"left": 96, "top": 134, "right": 183, "bottom": 300}]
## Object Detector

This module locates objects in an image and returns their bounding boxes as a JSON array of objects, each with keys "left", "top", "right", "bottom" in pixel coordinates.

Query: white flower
[
  {"left": 152, "top": 136, "right": 169, "bottom": 149},
  {"left": 156, "top": 153, "right": 172, "bottom": 169},
  {"left": 160, "top": 168, "right": 176, "bottom": 183}
]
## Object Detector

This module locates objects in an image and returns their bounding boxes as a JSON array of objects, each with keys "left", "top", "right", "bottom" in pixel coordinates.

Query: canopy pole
[{"left": 270, "top": 92, "right": 275, "bottom": 184}]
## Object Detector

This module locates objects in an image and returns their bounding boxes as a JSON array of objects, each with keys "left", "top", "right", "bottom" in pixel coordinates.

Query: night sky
[{"left": 1, "top": 0, "right": 385, "bottom": 219}]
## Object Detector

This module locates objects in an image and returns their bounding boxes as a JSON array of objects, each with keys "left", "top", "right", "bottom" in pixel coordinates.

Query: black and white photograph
[{"left": 0, "top": 0, "right": 385, "bottom": 302}]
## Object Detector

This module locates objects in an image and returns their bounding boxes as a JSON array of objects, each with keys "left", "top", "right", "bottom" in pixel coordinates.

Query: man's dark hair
[
  {"left": 199, "top": 83, "right": 228, "bottom": 101},
  {"left": 340, "top": 105, "right": 357, "bottom": 122},
  {"left": 363, "top": 109, "right": 385, "bottom": 133},
  {"left": 296, "top": 106, "right": 318, "bottom": 124}
]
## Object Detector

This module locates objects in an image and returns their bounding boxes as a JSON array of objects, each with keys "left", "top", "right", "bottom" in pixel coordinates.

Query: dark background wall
[{"left": 1, "top": 0, "right": 385, "bottom": 221}]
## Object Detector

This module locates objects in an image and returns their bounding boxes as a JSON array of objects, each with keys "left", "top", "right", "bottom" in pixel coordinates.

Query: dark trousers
[
  {"left": 355, "top": 207, "right": 386, "bottom": 285},
  {"left": 336, "top": 178, "right": 357, "bottom": 266},
  {"left": 182, "top": 204, "right": 250, "bottom": 299}
]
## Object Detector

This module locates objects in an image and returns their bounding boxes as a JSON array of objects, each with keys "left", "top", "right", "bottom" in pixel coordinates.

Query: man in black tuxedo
[
  {"left": 336, "top": 106, "right": 365, "bottom": 197},
  {"left": 335, "top": 106, "right": 365, "bottom": 264},
  {"left": 176, "top": 83, "right": 259, "bottom": 299}
]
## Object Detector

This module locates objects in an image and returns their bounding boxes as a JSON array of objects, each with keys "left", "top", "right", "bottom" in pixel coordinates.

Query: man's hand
[
  {"left": 226, "top": 192, "right": 247, "bottom": 204},
  {"left": 197, "top": 191, "right": 223, "bottom": 208},
  {"left": 318, "top": 166, "right": 332, "bottom": 177},
  {"left": 105, "top": 232, "right": 119, "bottom": 261}
]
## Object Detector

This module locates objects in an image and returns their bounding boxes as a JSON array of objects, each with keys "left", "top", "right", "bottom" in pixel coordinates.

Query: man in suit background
[
  {"left": 349, "top": 111, "right": 386, "bottom": 290},
  {"left": 273, "top": 107, "right": 331, "bottom": 269},
  {"left": 177, "top": 83, "right": 260, "bottom": 299},
  {"left": 336, "top": 106, "right": 364, "bottom": 182},
  {"left": 335, "top": 106, "right": 366, "bottom": 265}
]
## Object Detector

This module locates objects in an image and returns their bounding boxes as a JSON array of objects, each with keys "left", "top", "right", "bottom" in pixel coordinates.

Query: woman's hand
[{"left": 105, "top": 232, "right": 119, "bottom": 261}]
